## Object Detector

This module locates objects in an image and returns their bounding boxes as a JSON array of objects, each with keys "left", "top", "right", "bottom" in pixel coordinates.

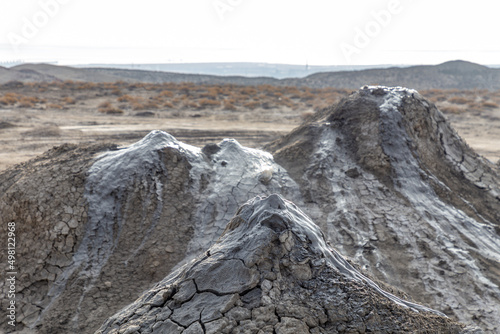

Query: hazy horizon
[
  {"left": 1, "top": 1, "right": 499, "bottom": 67},
  {"left": 1, "top": 53, "right": 499, "bottom": 68}
]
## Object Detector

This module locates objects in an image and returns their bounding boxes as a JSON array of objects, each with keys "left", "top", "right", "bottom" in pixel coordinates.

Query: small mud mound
[
  {"left": 266, "top": 86, "right": 500, "bottom": 332},
  {"left": 96, "top": 194, "right": 473, "bottom": 334},
  {"left": 22, "top": 125, "right": 62, "bottom": 137}
]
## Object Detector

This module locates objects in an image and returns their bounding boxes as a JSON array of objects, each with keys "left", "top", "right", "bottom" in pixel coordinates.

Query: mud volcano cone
[
  {"left": 96, "top": 194, "right": 476, "bottom": 334},
  {"left": 0, "top": 131, "right": 299, "bottom": 333},
  {"left": 266, "top": 86, "right": 500, "bottom": 332}
]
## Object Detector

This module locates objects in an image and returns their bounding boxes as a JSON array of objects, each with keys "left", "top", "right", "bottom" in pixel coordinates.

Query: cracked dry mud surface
[
  {"left": 0, "top": 86, "right": 498, "bottom": 333},
  {"left": 0, "top": 130, "right": 300, "bottom": 334},
  {"left": 265, "top": 86, "right": 500, "bottom": 333},
  {"left": 95, "top": 194, "right": 473, "bottom": 334}
]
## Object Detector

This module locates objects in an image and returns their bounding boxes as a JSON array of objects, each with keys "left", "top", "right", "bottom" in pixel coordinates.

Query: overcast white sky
[{"left": 0, "top": 0, "right": 499, "bottom": 66}]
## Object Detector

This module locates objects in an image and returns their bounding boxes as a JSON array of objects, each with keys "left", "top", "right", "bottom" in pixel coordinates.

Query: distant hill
[
  {"left": 2, "top": 63, "right": 279, "bottom": 86},
  {"left": 283, "top": 60, "right": 500, "bottom": 90},
  {"left": 1, "top": 60, "right": 500, "bottom": 90},
  {"left": 77, "top": 62, "right": 394, "bottom": 79}
]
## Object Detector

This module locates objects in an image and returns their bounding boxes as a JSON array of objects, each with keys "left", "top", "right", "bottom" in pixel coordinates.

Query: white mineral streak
[
  {"left": 184, "top": 138, "right": 301, "bottom": 264},
  {"left": 240, "top": 194, "right": 445, "bottom": 315},
  {"left": 306, "top": 127, "right": 391, "bottom": 274},
  {"left": 378, "top": 87, "right": 500, "bottom": 265},
  {"left": 36, "top": 131, "right": 204, "bottom": 326},
  {"left": 298, "top": 86, "right": 499, "bottom": 331},
  {"left": 375, "top": 86, "right": 500, "bottom": 320},
  {"left": 38, "top": 130, "right": 300, "bottom": 327}
]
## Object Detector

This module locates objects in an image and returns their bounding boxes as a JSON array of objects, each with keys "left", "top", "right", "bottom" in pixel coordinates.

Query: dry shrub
[
  {"left": 183, "top": 101, "right": 199, "bottom": 109},
  {"left": 61, "top": 97, "right": 76, "bottom": 105},
  {"left": 481, "top": 101, "right": 499, "bottom": 108},
  {"left": 0, "top": 93, "right": 20, "bottom": 105},
  {"left": 200, "top": 87, "right": 220, "bottom": 99},
  {"left": 75, "top": 82, "right": 97, "bottom": 90},
  {"left": 467, "top": 102, "right": 481, "bottom": 109},
  {"left": 99, "top": 106, "right": 123, "bottom": 114},
  {"left": 198, "top": 98, "right": 220, "bottom": 109},
  {"left": 158, "top": 90, "right": 174, "bottom": 98},
  {"left": 163, "top": 101, "right": 174, "bottom": 108},
  {"left": 98, "top": 101, "right": 113, "bottom": 109},
  {"left": 18, "top": 98, "right": 35, "bottom": 108},
  {"left": 223, "top": 101, "right": 237, "bottom": 111},
  {"left": 428, "top": 95, "right": 447, "bottom": 103},
  {"left": 449, "top": 96, "right": 470, "bottom": 105},
  {"left": 98, "top": 101, "right": 123, "bottom": 114},
  {"left": 143, "top": 101, "right": 160, "bottom": 110},
  {"left": 131, "top": 102, "right": 144, "bottom": 110},
  {"left": 117, "top": 94, "right": 136, "bottom": 103},
  {"left": 228, "top": 92, "right": 246, "bottom": 103},
  {"left": 47, "top": 103, "right": 64, "bottom": 110},
  {"left": 243, "top": 101, "right": 260, "bottom": 110},
  {"left": 131, "top": 100, "right": 158, "bottom": 110},
  {"left": 111, "top": 88, "right": 122, "bottom": 96},
  {"left": 300, "top": 91, "right": 316, "bottom": 101},
  {"left": 240, "top": 87, "right": 257, "bottom": 96},
  {"left": 100, "top": 82, "right": 118, "bottom": 91},
  {"left": 100, "top": 107, "right": 123, "bottom": 114},
  {"left": 440, "top": 105, "right": 462, "bottom": 114},
  {"left": 286, "top": 86, "right": 302, "bottom": 99}
]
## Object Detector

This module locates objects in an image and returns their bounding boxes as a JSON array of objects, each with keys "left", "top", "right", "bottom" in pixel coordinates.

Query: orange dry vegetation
[{"left": 1, "top": 81, "right": 499, "bottom": 118}]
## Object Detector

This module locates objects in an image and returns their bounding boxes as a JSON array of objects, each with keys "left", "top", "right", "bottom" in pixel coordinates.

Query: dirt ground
[
  {"left": 444, "top": 109, "right": 500, "bottom": 163},
  {"left": 0, "top": 83, "right": 499, "bottom": 172},
  {"left": 0, "top": 108, "right": 298, "bottom": 171}
]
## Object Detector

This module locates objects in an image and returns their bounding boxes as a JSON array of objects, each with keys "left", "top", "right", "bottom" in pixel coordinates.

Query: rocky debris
[
  {"left": 96, "top": 194, "right": 474, "bottom": 334},
  {"left": 266, "top": 86, "right": 500, "bottom": 332}
]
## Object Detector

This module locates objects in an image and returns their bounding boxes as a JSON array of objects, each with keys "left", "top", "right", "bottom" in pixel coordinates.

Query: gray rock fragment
[
  {"left": 183, "top": 321, "right": 204, "bottom": 334},
  {"left": 151, "top": 319, "right": 183, "bottom": 333}
]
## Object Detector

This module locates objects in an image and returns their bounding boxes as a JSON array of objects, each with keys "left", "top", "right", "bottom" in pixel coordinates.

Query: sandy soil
[
  {"left": 445, "top": 108, "right": 500, "bottom": 163},
  {"left": 0, "top": 107, "right": 298, "bottom": 171}
]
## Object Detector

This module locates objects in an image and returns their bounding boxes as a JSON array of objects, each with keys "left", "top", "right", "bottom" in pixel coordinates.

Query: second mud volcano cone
[{"left": 96, "top": 194, "right": 474, "bottom": 334}]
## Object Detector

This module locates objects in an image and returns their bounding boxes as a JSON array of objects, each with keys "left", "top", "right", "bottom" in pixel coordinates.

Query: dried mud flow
[
  {"left": 0, "top": 86, "right": 498, "bottom": 334},
  {"left": 95, "top": 194, "right": 473, "bottom": 334}
]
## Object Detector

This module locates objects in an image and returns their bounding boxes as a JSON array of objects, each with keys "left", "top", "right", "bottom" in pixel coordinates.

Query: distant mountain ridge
[
  {"left": 1, "top": 60, "right": 500, "bottom": 89},
  {"left": 286, "top": 60, "right": 500, "bottom": 90},
  {"left": 75, "top": 62, "right": 397, "bottom": 79}
]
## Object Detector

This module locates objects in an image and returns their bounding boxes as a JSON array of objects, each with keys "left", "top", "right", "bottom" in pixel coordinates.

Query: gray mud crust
[{"left": 96, "top": 194, "right": 472, "bottom": 334}]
